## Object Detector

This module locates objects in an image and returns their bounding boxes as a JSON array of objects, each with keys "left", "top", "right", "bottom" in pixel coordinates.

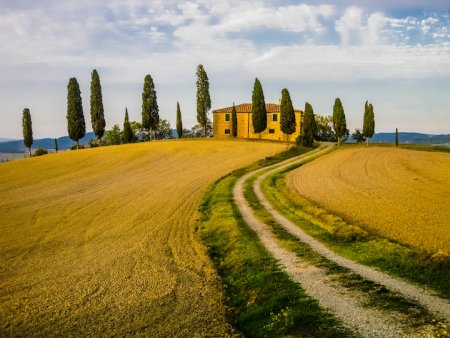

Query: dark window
[
  {"left": 272, "top": 114, "right": 278, "bottom": 121},
  {"left": 269, "top": 129, "right": 275, "bottom": 134},
  {"left": 224, "top": 129, "right": 230, "bottom": 134},
  {"left": 225, "top": 114, "right": 230, "bottom": 121}
]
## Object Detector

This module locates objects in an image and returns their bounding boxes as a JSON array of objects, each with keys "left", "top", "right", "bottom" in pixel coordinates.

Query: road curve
[{"left": 233, "top": 144, "right": 449, "bottom": 336}]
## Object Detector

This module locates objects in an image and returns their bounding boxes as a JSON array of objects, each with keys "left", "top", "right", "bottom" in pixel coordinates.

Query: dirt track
[
  {"left": 287, "top": 147, "right": 450, "bottom": 253},
  {"left": 0, "top": 139, "right": 286, "bottom": 336},
  {"left": 233, "top": 145, "right": 449, "bottom": 337}
]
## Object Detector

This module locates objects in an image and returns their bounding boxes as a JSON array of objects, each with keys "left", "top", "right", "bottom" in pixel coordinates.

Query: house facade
[{"left": 212, "top": 103, "right": 303, "bottom": 142}]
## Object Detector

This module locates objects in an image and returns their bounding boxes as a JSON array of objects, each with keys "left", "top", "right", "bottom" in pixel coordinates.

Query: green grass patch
[
  {"left": 262, "top": 165, "right": 450, "bottom": 300},
  {"left": 198, "top": 145, "right": 353, "bottom": 337}
]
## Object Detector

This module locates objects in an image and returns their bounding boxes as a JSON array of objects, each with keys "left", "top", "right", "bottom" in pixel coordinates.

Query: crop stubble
[
  {"left": 287, "top": 147, "right": 450, "bottom": 254},
  {"left": 0, "top": 139, "right": 286, "bottom": 336}
]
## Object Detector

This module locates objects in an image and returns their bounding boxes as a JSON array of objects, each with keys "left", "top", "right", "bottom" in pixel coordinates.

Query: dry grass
[
  {"left": 0, "top": 139, "right": 287, "bottom": 336},
  {"left": 287, "top": 146, "right": 450, "bottom": 254}
]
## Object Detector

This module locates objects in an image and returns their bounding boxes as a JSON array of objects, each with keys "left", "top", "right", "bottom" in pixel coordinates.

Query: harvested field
[
  {"left": 0, "top": 139, "right": 286, "bottom": 336},
  {"left": 287, "top": 147, "right": 450, "bottom": 254}
]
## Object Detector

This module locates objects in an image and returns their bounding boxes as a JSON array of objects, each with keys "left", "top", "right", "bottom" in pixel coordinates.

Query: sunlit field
[
  {"left": 288, "top": 147, "right": 450, "bottom": 254},
  {"left": 0, "top": 139, "right": 287, "bottom": 336}
]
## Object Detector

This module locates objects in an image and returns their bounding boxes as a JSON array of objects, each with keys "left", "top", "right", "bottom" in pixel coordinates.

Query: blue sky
[{"left": 0, "top": 0, "right": 449, "bottom": 138}]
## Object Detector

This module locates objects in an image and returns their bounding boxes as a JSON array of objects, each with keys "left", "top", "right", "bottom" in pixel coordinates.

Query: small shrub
[
  {"left": 34, "top": 148, "right": 48, "bottom": 156},
  {"left": 89, "top": 138, "right": 100, "bottom": 147},
  {"left": 70, "top": 144, "right": 85, "bottom": 150}
]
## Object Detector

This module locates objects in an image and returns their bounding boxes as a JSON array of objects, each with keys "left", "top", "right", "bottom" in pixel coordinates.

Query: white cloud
[
  {"left": 335, "top": 7, "right": 387, "bottom": 45},
  {"left": 246, "top": 43, "right": 450, "bottom": 81},
  {"left": 367, "top": 12, "right": 386, "bottom": 44},
  {"left": 335, "top": 6, "right": 364, "bottom": 44},
  {"left": 213, "top": 4, "right": 334, "bottom": 34},
  {"left": 0, "top": 1, "right": 449, "bottom": 137}
]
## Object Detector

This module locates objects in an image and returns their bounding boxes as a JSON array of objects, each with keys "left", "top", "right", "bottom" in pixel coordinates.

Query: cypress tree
[
  {"left": 231, "top": 103, "right": 238, "bottom": 137},
  {"left": 280, "top": 88, "right": 296, "bottom": 142},
  {"left": 396, "top": 128, "right": 399, "bottom": 147},
  {"left": 90, "top": 69, "right": 106, "bottom": 143},
  {"left": 332, "top": 98, "right": 347, "bottom": 146},
  {"left": 142, "top": 74, "right": 159, "bottom": 140},
  {"left": 301, "top": 102, "right": 316, "bottom": 147},
  {"left": 196, "top": 64, "right": 211, "bottom": 137},
  {"left": 22, "top": 108, "right": 33, "bottom": 157},
  {"left": 363, "top": 101, "right": 375, "bottom": 146},
  {"left": 252, "top": 78, "right": 267, "bottom": 137},
  {"left": 176, "top": 102, "right": 183, "bottom": 139},
  {"left": 67, "top": 77, "right": 86, "bottom": 149},
  {"left": 123, "top": 108, "right": 133, "bottom": 143},
  {"left": 54, "top": 138, "right": 58, "bottom": 153}
]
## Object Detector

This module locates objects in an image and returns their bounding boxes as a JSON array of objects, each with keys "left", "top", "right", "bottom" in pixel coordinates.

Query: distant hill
[
  {"left": 2, "top": 131, "right": 448, "bottom": 153},
  {"left": 0, "top": 138, "right": 16, "bottom": 143},
  {"left": 372, "top": 132, "right": 450, "bottom": 145},
  {"left": 0, "top": 132, "right": 95, "bottom": 153}
]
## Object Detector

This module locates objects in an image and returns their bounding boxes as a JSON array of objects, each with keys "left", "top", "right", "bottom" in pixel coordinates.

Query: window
[
  {"left": 225, "top": 113, "right": 230, "bottom": 121},
  {"left": 272, "top": 114, "right": 278, "bottom": 122},
  {"left": 224, "top": 129, "right": 230, "bottom": 134},
  {"left": 269, "top": 129, "right": 275, "bottom": 134}
]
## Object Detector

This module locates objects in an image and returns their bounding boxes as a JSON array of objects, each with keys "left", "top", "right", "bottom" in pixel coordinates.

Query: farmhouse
[{"left": 212, "top": 103, "right": 303, "bottom": 141}]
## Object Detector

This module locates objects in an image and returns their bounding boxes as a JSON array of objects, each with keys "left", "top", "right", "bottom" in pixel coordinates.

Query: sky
[{"left": 0, "top": 0, "right": 449, "bottom": 139}]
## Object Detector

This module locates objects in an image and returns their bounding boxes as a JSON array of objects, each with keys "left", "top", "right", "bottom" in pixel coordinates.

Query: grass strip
[
  {"left": 198, "top": 146, "right": 353, "bottom": 337},
  {"left": 244, "top": 174, "right": 441, "bottom": 330},
  {"left": 261, "top": 160, "right": 450, "bottom": 300}
]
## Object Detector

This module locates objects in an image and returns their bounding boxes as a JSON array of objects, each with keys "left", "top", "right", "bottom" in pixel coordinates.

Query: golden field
[
  {"left": 0, "top": 139, "right": 287, "bottom": 336},
  {"left": 287, "top": 147, "right": 450, "bottom": 254}
]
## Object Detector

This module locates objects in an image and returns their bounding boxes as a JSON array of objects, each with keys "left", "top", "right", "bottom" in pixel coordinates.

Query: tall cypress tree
[
  {"left": 395, "top": 128, "right": 399, "bottom": 147},
  {"left": 252, "top": 78, "right": 267, "bottom": 137},
  {"left": 123, "top": 107, "right": 133, "bottom": 143},
  {"left": 54, "top": 138, "right": 58, "bottom": 153},
  {"left": 90, "top": 69, "right": 106, "bottom": 143},
  {"left": 363, "top": 101, "right": 375, "bottom": 146},
  {"left": 67, "top": 77, "right": 86, "bottom": 149},
  {"left": 332, "top": 98, "right": 347, "bottom": 146},
  {"left": 196, "top": 64, "right": 211, "bottom": 137},
  {"left": 176, "top": 102, "right": 183, "bottom": 139},
  {"left": 142, "top": 74, "right": 159, "bottom": 140},
  {"left": 231, "top": 103, "right": 238, "bottom": 137},
  {"left": 280, "top": 88, "right": 296, "bottom": 142},
  {"left": 22, "top": 108, "right": 33, "bottom": 157},
  {"left": 301, "top": 102, "right": 316, "bottom": 147}
]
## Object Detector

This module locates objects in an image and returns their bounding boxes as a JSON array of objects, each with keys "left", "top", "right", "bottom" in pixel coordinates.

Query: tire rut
[{"left": 234, "top": 144, "right": 449, "bottom": 337}]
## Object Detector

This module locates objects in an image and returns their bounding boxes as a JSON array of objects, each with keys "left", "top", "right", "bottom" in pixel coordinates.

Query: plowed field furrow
[
  {"left": 288, "top": 147, "right": 450, "bottom": 253},
  {"left": 0, "top": 139, "right": 286, "bottom": 336}
]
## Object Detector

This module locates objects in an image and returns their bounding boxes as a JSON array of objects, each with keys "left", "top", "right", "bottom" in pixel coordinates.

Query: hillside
[
  {"left": 0, "top": 132, "right": 96, "bottom": 153},
  {"left": 0, "top": 139, "right": 287, "bottom": 336},
  {"left": 0, "top": 137, "right": 16, "bottom": 143},
  {"left": 371, "top": 132, "right": 450, "bottom": 145},
  {"left": 287, "top": 146, "right": 450, "bottom": 253}
]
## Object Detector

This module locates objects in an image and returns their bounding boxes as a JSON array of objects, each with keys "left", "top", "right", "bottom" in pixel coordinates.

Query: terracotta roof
[{"left": 213, "top": 103, "right": 302, "bottom": 114}]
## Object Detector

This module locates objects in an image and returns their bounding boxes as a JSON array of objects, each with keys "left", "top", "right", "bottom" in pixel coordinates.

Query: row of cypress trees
[
  {"left": 238, "top": 78, "right": 375, "bottom": 147},
  {"left": 21, "top": 67, "right": 374, "bottom": 154},
  {"left": 21, "top": 64, "right": 211, "bottom": 156},
  {"left": 66, "top": 70, "right": 106, "bottom": 149},
  {"left": 66, "top": 71, "right": 162, "bottom": 147},
  {"left": 249, "top": 78, "right": 304, "bottom": 142}
]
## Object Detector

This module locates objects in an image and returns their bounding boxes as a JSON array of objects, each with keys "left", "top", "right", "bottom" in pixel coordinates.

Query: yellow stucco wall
[{"left": 213, "top": 111, "right": 302, "bottom": 142}]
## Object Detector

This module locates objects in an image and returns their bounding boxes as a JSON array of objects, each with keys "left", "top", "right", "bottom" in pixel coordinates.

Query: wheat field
[
  {"left": 287, "top": 147, "right": 450, "bottom": 254},
  {"left": 0, "top": 139, "right": 287, "bottom": 336}
]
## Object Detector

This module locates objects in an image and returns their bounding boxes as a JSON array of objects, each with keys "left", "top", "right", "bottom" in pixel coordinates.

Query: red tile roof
[{"left": 213, "top": 103, "right": 302, "bottom": 114}]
